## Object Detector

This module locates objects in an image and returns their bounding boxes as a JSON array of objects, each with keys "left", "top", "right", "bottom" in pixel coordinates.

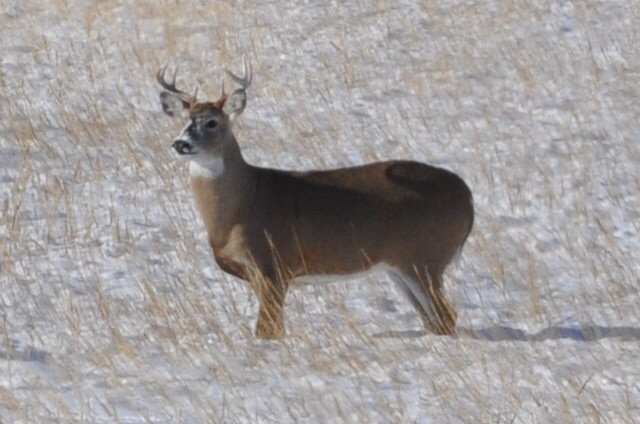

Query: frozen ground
[{"left": 1, "top": 0, "right": 639, "bottom": 422}]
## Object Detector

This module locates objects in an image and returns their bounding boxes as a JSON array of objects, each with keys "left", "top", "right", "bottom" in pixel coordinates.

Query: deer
[{"left": 156, "top": 57, "right": 474, "bottom": 340}]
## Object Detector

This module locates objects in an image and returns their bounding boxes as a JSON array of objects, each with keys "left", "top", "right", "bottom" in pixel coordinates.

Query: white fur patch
[
  {"left": 294, "top": 263, "right": 393, "bottom": 286},
  {"left": 189, "top": 157, "right": 225, "bottom": 179}
]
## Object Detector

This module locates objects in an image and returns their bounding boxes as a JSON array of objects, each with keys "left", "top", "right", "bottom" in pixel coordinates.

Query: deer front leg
[{"left": 254, "top": 276, "right": 289, "bottom": 340}]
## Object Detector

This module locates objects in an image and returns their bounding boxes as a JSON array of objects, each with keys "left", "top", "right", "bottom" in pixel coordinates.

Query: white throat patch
[{"left": 189, "top": 157, "right": 225, "bottom": 179}]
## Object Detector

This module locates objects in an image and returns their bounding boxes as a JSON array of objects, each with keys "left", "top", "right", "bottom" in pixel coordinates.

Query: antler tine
[
  {"left": 245, "top": 55, "right": 252, "bottom": 86},
  {"left": 241, "top": 54, "right": 252, "bottom": 86},
  {"left": 156, "top": 63, "right": 176, "bottom": 92},
  {"left": 225, "top": 55, "right": 252, "bottom": 89},
  {"left": 156, "top": 63, "right": 197, "bottom": 104},
  {"left": 157, "top": 64, "right": 168, "bottom": 87},
  {"left": 171, "top": 63, "right": 180, "bottom": 86},
  {"left": 212, "top": 77, "right": 227, "bottom": 106}
]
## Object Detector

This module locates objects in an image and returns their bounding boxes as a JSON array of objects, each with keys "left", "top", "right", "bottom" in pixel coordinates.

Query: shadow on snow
[{"left": 375, "top": 326, "right": 640, "bottom": 342}]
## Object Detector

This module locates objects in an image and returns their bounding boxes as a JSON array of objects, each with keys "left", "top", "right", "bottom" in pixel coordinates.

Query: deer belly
[{"left": 293, "top": 263, "right": 394, "bottom": 286}]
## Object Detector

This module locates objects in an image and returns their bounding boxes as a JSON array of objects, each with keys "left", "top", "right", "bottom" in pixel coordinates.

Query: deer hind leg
[
  {"left": 388, "top": 266, "right": 457, "bottom": 335},
  {"left": 254, "top": 275, "right": 289, "bottom": 340}
]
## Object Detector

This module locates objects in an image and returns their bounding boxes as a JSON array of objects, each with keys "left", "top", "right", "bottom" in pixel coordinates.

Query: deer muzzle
[{"left": 172, "top": 139, "right": 195, "bottom": 155}]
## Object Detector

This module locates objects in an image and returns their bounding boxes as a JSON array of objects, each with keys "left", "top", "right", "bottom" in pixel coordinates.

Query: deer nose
[{"left": 172, "top": 140, "right": 194, "bottom": 155}]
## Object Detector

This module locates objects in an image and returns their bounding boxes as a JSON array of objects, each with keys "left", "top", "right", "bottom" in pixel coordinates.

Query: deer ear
[
  {"left": 160, "top": 91, "right": 190, "bottom": 118},
  {"left": 224, "top": 88, "right": 247, "bottom": 122},
  {"left": 224, "top": 56, "right": 251, "bottom": 123}
]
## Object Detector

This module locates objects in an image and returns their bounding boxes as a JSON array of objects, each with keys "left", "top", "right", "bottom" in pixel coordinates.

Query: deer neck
[{"left": 188, "top": 136, "right": 255, "bottom": 249}]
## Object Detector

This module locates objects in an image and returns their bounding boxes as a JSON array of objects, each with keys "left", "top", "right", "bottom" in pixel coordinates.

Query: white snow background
[{"left": 1, "top": 1, "right": 639, "bottom": 422}]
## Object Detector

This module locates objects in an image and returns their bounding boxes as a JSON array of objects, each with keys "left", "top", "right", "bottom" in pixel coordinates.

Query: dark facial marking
[{"left": 187, "top": 119, "right": 198, "bottom": 137}]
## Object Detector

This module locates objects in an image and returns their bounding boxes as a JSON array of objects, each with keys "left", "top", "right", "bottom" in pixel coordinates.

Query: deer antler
[
  {"left": 224, "top": 55, "right": 252, "bottom": 120},
  {"left": 213, "top": 77, "right": 227, "bottom": 107},
  {"left": 225, "top": 55, "right": 252, "bottom": 90},
  {"left": 157, "top": 64, "right": 198, "bottom": 106}
]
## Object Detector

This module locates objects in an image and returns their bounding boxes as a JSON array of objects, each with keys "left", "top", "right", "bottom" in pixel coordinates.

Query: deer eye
[{"left": 205, "top": 119, "right": 218, "bottom": 129}]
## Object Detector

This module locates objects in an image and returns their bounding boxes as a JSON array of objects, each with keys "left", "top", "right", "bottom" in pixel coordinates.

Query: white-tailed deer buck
[{"left": 157, "top": 57, "right": 474, "bottom": 339}]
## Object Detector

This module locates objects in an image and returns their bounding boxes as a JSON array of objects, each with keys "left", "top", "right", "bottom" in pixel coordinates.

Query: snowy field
[{"left": 1, "top": 0, "right": 639, "bottom": 422}]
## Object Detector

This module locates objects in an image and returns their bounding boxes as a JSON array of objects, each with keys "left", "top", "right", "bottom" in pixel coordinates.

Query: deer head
[{"left": 157, "top": 56, "right": 252, "bottom": 160}]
